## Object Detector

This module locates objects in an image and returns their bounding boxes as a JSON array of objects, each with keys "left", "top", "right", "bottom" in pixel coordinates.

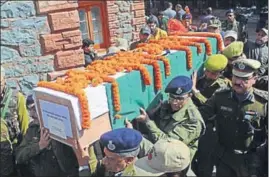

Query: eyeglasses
[{"left": 169, "top": 94, "right": 188, "bottom": 101}]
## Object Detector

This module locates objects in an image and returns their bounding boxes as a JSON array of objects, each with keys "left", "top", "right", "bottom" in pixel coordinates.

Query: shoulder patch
[{"left": 253, "top": 88, "right": 268, "bottom": 102}]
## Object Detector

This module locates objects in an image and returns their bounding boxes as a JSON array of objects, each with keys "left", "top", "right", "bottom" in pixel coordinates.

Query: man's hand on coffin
[
  {"left": 76, "top": 140, "right": 90, "bottom": 166},
  {"left": 125, "top": 118, "right": 133, "bottom": 129},
  {"left": 38, "top": 128, "right": 51, "bottom": 150},
  {"left": 191, "top": 71, "right": 199, "bottom": 93},
  {"left": 136, "top": 108, "right": 149, "bottom": 123}
]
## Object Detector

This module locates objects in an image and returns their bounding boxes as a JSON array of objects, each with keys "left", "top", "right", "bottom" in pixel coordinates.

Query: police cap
[
  {"left": 204, "top": 54, "right": 228, "bottom": 72},
  {"left": 232, "top": 59, "right": 261, "bottom": 78},
  {"left": 165, "top": 76, "right": 192, "bottom": 97},
  {"left": 222, "top": 41, "right": 244, "bottom": 60},
  {"left": 100, "top": 128, "right": 142, "bottom": 154}
]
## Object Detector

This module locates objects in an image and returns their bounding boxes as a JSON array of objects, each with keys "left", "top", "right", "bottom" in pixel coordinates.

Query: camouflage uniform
[
  {"left": 222, "top": 20, "right": 240, "bottom": 35},
  {"left": 0, "top": 86, "right": 29, "bottom": 176}
]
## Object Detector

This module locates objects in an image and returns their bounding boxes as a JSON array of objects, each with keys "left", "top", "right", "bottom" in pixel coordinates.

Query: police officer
[
  {"left": 191, "top": 54, "right": 231, "bottom": 177},
  {"left": 222, "top": 41, "right": 246, "bottom": 80},
  {"left": 222, "top": 9, "right": 240, "bottom": 36},
  {"left": 0, "top": 66, "right": 29, "bottom": 176},
  {"left": 206, "top": 17, "right": 224, "bottom": 37},
  {"left": 78, "top": 128, "right": 191, "bottom": 176},
  {"left": 136, "top": 76, "right": 205, "bottom": 160},
  {"left": 192, "top": 54, "right": 231, "bottom": 106},
  {"left": 199, "top": 59, "right": 268, "bottom": 177},
  {"left": 78, "top": 128, "right": 143, "bottom": 177}
]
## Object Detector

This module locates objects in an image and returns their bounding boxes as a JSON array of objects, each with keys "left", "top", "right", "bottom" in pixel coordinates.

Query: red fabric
[{"left": 167, "top": 19, "right": 188, "bottom": 34}]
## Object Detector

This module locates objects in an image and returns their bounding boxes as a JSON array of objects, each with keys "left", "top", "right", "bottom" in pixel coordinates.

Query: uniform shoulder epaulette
[
  {"left": 214, "top": 86, "right": 231, "bottom": 94},
  {"left": 253, "top": 88, "right": 268, "bottom": 102},
  {"left": 187, "top": 107, "right": 199, "bottom": 123}
]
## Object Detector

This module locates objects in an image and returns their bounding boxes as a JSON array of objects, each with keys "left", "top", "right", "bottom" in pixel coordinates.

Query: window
[{"left": 78, "top": 1, "right": 109, "bottom": 49}]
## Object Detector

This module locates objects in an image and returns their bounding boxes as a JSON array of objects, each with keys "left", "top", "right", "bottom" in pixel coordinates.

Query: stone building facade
[{"left": 1, "top": 0, "right": 146, "bottom": 95}]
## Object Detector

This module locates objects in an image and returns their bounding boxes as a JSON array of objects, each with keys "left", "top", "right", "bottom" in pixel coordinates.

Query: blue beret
[
  {"left": 165, "top": 76, "right": 192, "bottom": 96},
  {"left": 100, "top": 128, "right": 142, "bottom": 153}
]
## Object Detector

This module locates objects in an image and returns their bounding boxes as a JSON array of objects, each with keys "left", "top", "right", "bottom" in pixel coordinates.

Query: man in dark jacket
[
  {"left": 15, "top": 95, "right": 79, "bottom": 177},
  {"left": 244, "top": 28, "right": 268, "bottom": 76},
  {"left": 82, "top": 39, "right": 97, "bottom": 67}
]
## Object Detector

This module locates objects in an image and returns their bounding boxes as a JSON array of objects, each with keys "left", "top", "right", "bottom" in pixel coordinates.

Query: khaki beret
[
  {"left": 222, "top": 41, "right": 244, "bottom": 59},
  {"left": 204, "top": 54, "right": 228, "bottom": 72}
]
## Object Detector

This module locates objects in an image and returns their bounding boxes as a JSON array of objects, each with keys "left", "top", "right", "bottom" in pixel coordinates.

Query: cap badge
[
  {"left": 107, "top": 140, "right": 116, "bottom": 151},
  {"left": 176, "top": 87, "right": 183, "bottom": 95},
  {"left": 238, "top": 63, "right": 245, "bottom": 70}
]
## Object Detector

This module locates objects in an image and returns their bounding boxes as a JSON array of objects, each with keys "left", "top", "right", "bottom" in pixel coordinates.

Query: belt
[{"left": 233, "top": 149, "right": 248, "bottom": 154}]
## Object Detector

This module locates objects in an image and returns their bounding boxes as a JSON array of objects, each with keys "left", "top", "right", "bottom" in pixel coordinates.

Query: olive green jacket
[
  {"left": 16, "top": 121, "right": 79, "bottom": 176},
  {"left": 199, "top": 87, "right": 268, "bottom": 152},
  {"left": 222, "top": 20, "right": 240, "bottom": 33},
  {"left": 145, "top": 99, "right": 205, "bottom": 159},
  {"left": 79, "top": 138, "right": 153, "bottom": 177}
]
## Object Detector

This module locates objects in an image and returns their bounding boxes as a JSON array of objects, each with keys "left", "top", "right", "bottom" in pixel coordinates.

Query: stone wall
[
  {"left": 107, "top": 0, "right": 145, "bottom": 44},
  {"left": 1, "top": 0, "right": 146, "bottom": 96},
  {"left": 1, "top": 1, "right": 52, "bottom": 95}
]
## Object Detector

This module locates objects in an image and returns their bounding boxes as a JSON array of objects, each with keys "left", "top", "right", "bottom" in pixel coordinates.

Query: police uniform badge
[
  {"left": 243, "top": 110, "right": 258, "bottom": 121},
  {"left": 238, "top": 63, "right": 245, "bottom": 70},
  {"left": 176, "top": 87, "right": 182, "bottom": 95},
  {"left": 107, "top": 140, "right": 116, "bottom": 151}
]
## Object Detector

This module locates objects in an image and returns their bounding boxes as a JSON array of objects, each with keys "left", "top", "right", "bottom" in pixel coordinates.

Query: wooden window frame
[{"left": 78, "top": 1, "right": 110, "bottom": 49}]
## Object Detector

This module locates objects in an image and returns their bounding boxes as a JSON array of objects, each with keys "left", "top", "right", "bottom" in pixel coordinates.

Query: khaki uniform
[
  {"left": 79, "top": 162, "right": 139, "bottom": 177},
  {"left": 79, "top": 137, "right": 153, "bottom": 177},
  {"left": 199, "top": 87, "right": 268, "bottom": 177},
  {"left": 145, "top": 99, "right": 205, "bottom": 160}
]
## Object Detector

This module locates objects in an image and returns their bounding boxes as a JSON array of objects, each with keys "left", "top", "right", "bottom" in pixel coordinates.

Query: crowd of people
[{"left": 1, "top": 2, "right": 268, "bottom": 177}]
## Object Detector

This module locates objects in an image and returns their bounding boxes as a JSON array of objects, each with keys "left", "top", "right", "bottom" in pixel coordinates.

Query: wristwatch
[{"left": 79, "top": 165, "right": 89, "bottom": 172}]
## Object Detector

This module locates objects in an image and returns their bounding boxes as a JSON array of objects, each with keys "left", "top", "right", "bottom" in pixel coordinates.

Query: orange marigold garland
[
  {"left": 141, "top": 59, "right": 162, "bottom": 90},
  {"left": 142, "top": 54, "right": 171, "bottom": 76},
  {"left": 37, "top": 32, "right": 218, "bottom": 125},
  {"left": 136, "top": 43, "right": 164, "bottom": 55},
  {"left": 169, "top": 31, "right": 223, "bottom": 52},
  {"left": 37, "top": 80, "right": 91, "bottom": 129}
]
